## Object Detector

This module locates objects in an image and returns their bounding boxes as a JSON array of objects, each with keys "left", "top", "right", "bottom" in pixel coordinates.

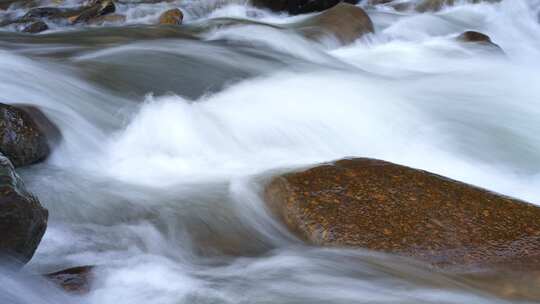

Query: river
[{"left": 1, "top": 0, "right": 540, "bottom": 303}]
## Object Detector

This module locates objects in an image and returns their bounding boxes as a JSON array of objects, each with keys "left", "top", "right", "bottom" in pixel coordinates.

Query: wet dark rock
[
  {"left": 69, "top": 0, "right": 116, "bottom": 24},
  {"left": 18, "top": 1, "right": 115, "bottom": 25},
  {"left": 292, "top": 3, "right": 374, "bottom": 45},
  {"left": 0, "top": 0, "right": 36, "bottom": 10},
  {"left": 0, "top": 153, "right": 48, "bottom": 265},
  {"left": 252, "top": 0, "right": 360, "bottom": 15},
  {"left": 457, "top": 30, "right": 492, "bottom": 44},
  {"left": 22, "top": 20, "right": 48, "bottom": 33},
  {"left": 23, "top": 7, "right": 63, "bottom": 18},
  {"left": 0, "top": 103, "right": 51, "bottom": 167},
  {"left": 22, "top": 6, "right": 84, "bottom": 20},
  {"left": 457, "top": 31, "right": 502, "bottom": 51},
  {"left": 158, "top": 8, "right": 183, "bottom": 25},
  {"left": 16, "top": 105, "right": 62, "bottom": 149},
  {"left": 264, "top": 158, "right": 540, "bottom": 270},
  {"left": 46, "top": 266, "right": 94, "bottom": 294}
]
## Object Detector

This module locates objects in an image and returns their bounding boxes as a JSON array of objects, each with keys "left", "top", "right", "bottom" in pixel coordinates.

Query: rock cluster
[{"left": 0, "top": 0, "right": 187, "bottom": 33}]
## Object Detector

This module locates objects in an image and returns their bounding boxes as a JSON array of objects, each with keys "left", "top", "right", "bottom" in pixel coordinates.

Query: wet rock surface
[
  {"left": 264, "top": 158, "right": 540, "bottom": 270},
  {"left": 45, "top": 265, "right": 94, "bottom": 294},
  {"left": 69, "top": 0, "right": 116, "bottom": 24},
  {"left": 0, "top": 153, "right": 48, "bottom": 265},
  {"left": 22, "top": 20, "right": 48, "bottom": 33},
  {"left": 457, "top": 31, "right": 502, "bottom": 52},
  {"left": 1, "top": 0, "right": 117, "bottom": 32},
  {"left": 252, "top": 0, "right": 360, "bottom": 15},
  {"left": 292, "top": 3, "right": 373, "bottom": 45},
  {"left": 0, "top": 103, "right": 51, "bottom": 167},
  {"left": 158, "top": 8, "right": 183, "bottom": 25}
]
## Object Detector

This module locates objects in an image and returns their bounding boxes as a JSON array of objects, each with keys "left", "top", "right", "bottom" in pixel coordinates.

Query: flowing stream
[{"left": 1, "top": 0, "right": 540, "bottom": 303}]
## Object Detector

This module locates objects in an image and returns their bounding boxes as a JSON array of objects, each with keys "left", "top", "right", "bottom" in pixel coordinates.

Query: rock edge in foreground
[
  {"left": 0, "top": 153, "right": 48, "bottom": 265},
  {"left": 264, "top": 158, "right": 540, "bottom": 270}
]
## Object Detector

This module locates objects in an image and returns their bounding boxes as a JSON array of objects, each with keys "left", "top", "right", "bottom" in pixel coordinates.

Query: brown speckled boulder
[
  {"left": 158, "top": 8, "right": 183, "bottom": 25},
  {"left": 264, "top": 158, "right": 540, "bottom": 269},
  {"left": 0, "top": 153, "right": 48, "bottom": 265},
  {"left": 0, "top": 103, "right": 51, "bottom": 167}
]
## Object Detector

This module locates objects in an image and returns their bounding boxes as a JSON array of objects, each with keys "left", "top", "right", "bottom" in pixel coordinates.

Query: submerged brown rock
[
  {"left": 292, "top": 3, "right": 374, "bottom": 45},
  {"left": 457, "top": 31, "right": 502, "bottom": 52},
  {"left": 264, "top": 158, "right": 540, "bottom": 270},
  {"left": 158, "top": 8, "right": 183, "bottom": 25},
  {"left": 46, "top": 266, "right": 94, "bottom": 294}
]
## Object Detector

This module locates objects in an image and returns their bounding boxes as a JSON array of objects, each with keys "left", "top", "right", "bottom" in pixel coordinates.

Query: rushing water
[{"left": 1, "top": 0, "right": 540, "bottom": 303}]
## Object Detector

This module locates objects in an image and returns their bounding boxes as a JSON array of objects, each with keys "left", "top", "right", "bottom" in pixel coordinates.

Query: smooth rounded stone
[
  {"left": 264, "top": 158, "right": 540, "bottom": 270},
  {"left": 252, "top": 0, "right": 360, "bottom": 15},
  {"left": 158, "top": 8, "right": 183, "bottom": 25},
  {"left": 0, "top": 153, "right": 48, "bottom": 265},
  {"left": 291, "top": 3, "right": 374, "bottom": 45},
  {"left": 457, "top": 31, "right": 492, "bottom": 43},
  {"left": 45, "top": 266, "right": 94, "bottom": 294},
  {"left": 22, "top": 20, "right": 48, "bottom": 33},
  {"left": 457, "top": 31, "right": 502, "bottom": 52},
  {"left": 0, "top": 103, "right": 51, "bottom": 167}
]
